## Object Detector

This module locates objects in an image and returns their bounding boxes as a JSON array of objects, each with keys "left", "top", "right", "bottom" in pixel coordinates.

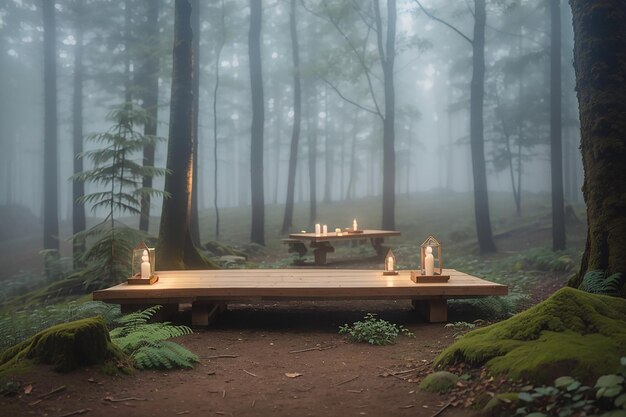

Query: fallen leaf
[
  {"left": 24, "top": 385, "right": 32, "bottom": 395},
  {"left": 87, "top": 378, "right": 96, "bottom": 383},
  {"left": 285, "top": 373, "right": 303, "bottom": 378}
]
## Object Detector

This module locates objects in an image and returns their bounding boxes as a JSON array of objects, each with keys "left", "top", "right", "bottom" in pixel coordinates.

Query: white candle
[
  {"left": 141, "top": 249, "right": 151, "bottom": 279},
  {"left": 315, "top": 223, "right": 321, "bottom": 236},
  {"left": 424, "top": 246, "right": 434, "bottom": 275},
  {"left": 335, "top": 227, "right": 342, "bottom": 236},
  {"left": 386, "top": 256, "right": 394, "bottom": 271},
  {"left": 352, "top": 219, "right": 358, "bottom": 231},
  {"left": 322, "top": 224, "right": 328, "bottom": 236}
]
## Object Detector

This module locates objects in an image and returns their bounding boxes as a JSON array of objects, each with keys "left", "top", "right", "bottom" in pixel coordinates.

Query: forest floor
[{"left": 0, "top": 192, "right": 587, "bottom": 416}]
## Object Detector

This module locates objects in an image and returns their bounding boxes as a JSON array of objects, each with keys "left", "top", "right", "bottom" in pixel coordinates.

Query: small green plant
[
  {"left": 110, "top": 305, "right": 198, "bottom": 370},
  {"left": 579, "top": 270, "right": 623, "bottom": 295},
  {"left": 515, "top": 357, "right": 626, "bottom": 416},
  {"left": 339, "top": 313, "right": 413, "bottom": 345},
  {"left": 445, "top": 321, "right": 476, "bottom": 339}
]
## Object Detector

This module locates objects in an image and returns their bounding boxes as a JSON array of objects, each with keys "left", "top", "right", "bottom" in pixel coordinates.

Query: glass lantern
[
  {"left": 131, "top": 241, "right": 156, "bottom": 279},
  {"left": 420, "top": 235, "right": 442, "bottom": 275},
  {"left": 383, "top": 249, "right": 398, "bottom": 275}
]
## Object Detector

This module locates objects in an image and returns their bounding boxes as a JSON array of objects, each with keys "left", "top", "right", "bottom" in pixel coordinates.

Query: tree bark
[
  {"left": 139, "top": 0, "right": 160, "bottom": 233},
  {"left": 72, "top": 1, "right": 86, "bottom": 262},
  {"left": 42, "top": 0, "right": 59, "bottom": 256},
  {"left": 374, "top": 0, "right": 397, "bottom": 230},
  {"left": 470, "top": 0, "right": 496, "bottom": 253},
  {"left": 551, "top": 0, "right": 566, "bottom": 250},
  {"left": 189, "top": 0, "right": 201, "bottom": 246},
  {"left": 249, "top": 0, "right": 265, "bottom": 245},
  {"left": 212, "top": 0, "right": 225, "bottom": 238},
  {"left": 124, "top": 0, "right": 133, "bottom": 105},
  {"left": 569, "top": 0, "right": 626, "bottom": 287},
  {"left": 157, "top": 0, "right": 214, "bottom": 270},
  {"left": 307, "top": 81, "right": 318, "bottom": 225},
  {"left": 281, "top": 0, "right": 302, "bottom": 234}
]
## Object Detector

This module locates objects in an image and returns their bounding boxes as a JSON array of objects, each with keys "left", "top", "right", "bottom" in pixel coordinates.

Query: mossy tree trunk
[
  {"left": 157, "top": 0, "right": 214, "bottom": 270},
  {"left": 569, "top": 0, "right": 626, "bottom": 288}
]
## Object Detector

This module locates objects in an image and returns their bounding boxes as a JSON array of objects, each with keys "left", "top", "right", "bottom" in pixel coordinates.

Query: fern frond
[{"left": 580, "top": 270, "right": 623, "bottom": 295}]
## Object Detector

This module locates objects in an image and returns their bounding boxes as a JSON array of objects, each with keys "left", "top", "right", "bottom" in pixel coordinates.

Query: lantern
[
  {"left": 129, "top": 241, "right": 158, "bottom": 285},
  {"left": 383, "top": 249, "right": 398, "bottom": 275},
  {"left": 420, "top": 235, "right": 442, "bottom": 275}
]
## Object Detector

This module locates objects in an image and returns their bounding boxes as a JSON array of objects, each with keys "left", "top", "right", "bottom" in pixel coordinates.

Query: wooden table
[
  {"left": 93, "top": 269, "right": 507, "bottom": 325},
  {"left": 285, "top": 229, "right": 401, "bottom": 265}
]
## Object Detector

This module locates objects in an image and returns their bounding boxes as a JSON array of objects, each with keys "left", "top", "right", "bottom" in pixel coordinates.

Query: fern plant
[
  {"left": 72, "top": 105, "right": 168, "bottom": 288},
  {"left": 110, "top": 305, "right": 197, "bottom": 370},
  {"left": 579, "top": 270, "right": 623, "bottom": 295}
]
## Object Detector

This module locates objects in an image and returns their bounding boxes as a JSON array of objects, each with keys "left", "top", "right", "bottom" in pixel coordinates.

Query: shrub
[{"left": 339, "top": 313, "right": 413, "bottom": 345}]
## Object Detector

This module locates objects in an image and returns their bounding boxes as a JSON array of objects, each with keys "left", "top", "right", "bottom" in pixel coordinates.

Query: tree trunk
[
  {"left": 569, "top": 0, "right": 626, "bottom": 287},
  {"left": 323, "top": 86, "right": 332, "bottom": 203},
  {"left": 249, "top": 0, "right": 265, "bottom": 245},
  {"left": 470, "top": 0, "right": 496, "bottom": 253},
  {"left": 72, "top": 1, "right": 86, "bottom": 262},
  {"left": 281, "top": 0, "right": 302, "bottom": 234},
  {"left": 124, "top": 0, "right": 132, "bottom": 105},
  {"left": 139, "top": 0, "right": 159, "bottom": 233},
  {"left": 307, "top": 82, "right": 318, "bottom": 225},
  {"left": 212, "top": 0, "right": 225, "bottom": 238},
  {"left": 346, "top": 109, "right": 359, "bottom": 200},
  {"left": 157, "top": 0, "right": 214, "bottom": 270},
  {"left": 189, "top": 0, "right": 201, "bottom": 246},
  {"left": 42, "top": 0, "right": 59, "bottom": 257},
  {"left": 551, "top": 0, "right": 566, "bottom": 251},
  {"left": 375, "top": 0, "right": 397, "bottom": 230}
]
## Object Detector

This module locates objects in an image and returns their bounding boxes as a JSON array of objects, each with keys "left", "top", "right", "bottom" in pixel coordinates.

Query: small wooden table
[
  {"left": 286, "top": 229, "right": 401, "bottom": 265},
  {"left": 92, "top": 269, "right": 508, "bottom": 325}
]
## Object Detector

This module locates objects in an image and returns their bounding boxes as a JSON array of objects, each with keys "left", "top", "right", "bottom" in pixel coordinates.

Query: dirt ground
[{"left": 1, "top": 300, "right": 479, "bottom": 417}]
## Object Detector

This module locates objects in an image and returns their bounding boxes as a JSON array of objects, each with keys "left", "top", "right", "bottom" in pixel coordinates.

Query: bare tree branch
[
  {"left": 317, "top": 74, "right": 380, "bottom": 117},
  {"left": 414, "top": 0, "right": 473, "bottom": 45}
]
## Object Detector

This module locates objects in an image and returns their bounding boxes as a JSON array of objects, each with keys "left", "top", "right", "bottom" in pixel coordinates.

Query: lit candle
[
  {"left": 335, "top": 227, "right": 342, "bottom": 236},
  {"left": 322, "top": 225, "right": 328, "bottom": 236},
  {"left": 315, "top": 223, "right": 321, "bottom": 236},
  {"left": 386, "top": 255, "right": 394, "bottom": 272},
  {"left": 425, "top": 246, "right": 434, "bottom": 275},
  {"left": 352, "top": 219, "right": 358, "bottom": 231},
  {"left": 141, "top": 249, "right": 151, "bottom": 279}
]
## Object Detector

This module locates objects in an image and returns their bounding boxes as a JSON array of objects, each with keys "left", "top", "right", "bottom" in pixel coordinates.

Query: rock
[
  {"left": 479, "top": 393, "right": 519, "bottom": 417},
  {"left": 204, "top": 240, "right": 248, "bottom": 259},
  {"left": 436, "top": 287, "right": 626, "bottom": 384},
  {"left": 0, "top": 317, "right": 124, "bottom": 373},
  {"left": 216, "top": 255, "right": 246, "bottom": 267},
  {"left": 419, "top": 371, "right": 459, "bottom": 393}
]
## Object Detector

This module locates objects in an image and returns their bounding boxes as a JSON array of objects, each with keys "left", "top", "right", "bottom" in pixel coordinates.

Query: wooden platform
[
  {"left": 286, "top": 229, "right": 401, "bottom": 264},
  {"left": 93, "top": 269, "right": 507, "bottom": 325}
]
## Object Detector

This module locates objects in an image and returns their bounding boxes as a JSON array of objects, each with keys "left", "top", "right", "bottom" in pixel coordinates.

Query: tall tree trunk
[
  {"left": 375, "top": 0, "right": 397, "bottom": 230},
  {"left": 157, "top": 0, "right": 214, "bottom": 270},
  {"left": 249, "top": 0, "right": 265, "bottom": 245},
  {"left": 72, "top": 1, "right": 86, "bottom": 262},
  {"left": 569, "top": 0, "right": 626, "bottom": 288},
  {"left": 281, "top": 0, "right": 302, "bottom": 234},
  {"left": 42, "top": 0, "right": 59, "bottom": 260},
  {"left": 189, "top": 0, "right": 201, "bottom": 245},
  {"left": 323, "top": 86, "right": 332, "bottom": 203},
  {"left": 551, "top": 0, "right": 566, "bottom": 250},
  {"left": 124, "top": 0, "right": 132, "bottom": 105},
  {"left": 213, "top": 0, "right": 225, "bottom": 238},
  {"left": 307, "top": 82, "right": 318, "bottom": 225},
  {"left": 139, "top": 0, "right": 159, "bottom": 233},
  {"left": 470, "top": 0, "right": 496, "bottom": 253},
  {"left": 346, "top": 109, "right": 359, "bottom": 200}
]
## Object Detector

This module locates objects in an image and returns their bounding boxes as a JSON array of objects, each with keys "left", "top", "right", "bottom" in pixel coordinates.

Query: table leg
[
  {"left": 412, "top": 299, "right": 447, "bottom": 323},
  {"left": 311, "top": 241, "right": 335, "bottom": 265},
  {"left": 192, "top": 302, "right": 225, "bottom": 326},
  {"left": 370, "top": 238, "right": 386, "bottom": 257}
]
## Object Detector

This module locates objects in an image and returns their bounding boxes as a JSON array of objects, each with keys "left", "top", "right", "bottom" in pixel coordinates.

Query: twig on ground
[
  {"left": 243, "top": 369, "right": 257, "bottom": 377},
  {"left": 289, "top": 345, "right": 335, "bottom": 354},
  {"left": 28, "top": 385, "right": 67, "bottom": 406},
  {"left": 431, "top": 400, "right": 452, "bottom": 417},
  {"left": 200, "top": 355, "right": 239, "bottom": 359},
  {"left": 399, "top": 404, "right": 414, "bottom": 409},
  {"left": 251, "top": 399, "right": 256, "bottom": 408},
  {"left": 103, "top": 396, "right": 146, "bottom": 402},
  {"left": 347, "top": 389, "right": 363, "bottom": 393},
  {"left": 333, "top": 375, "right": 360, "bottom": 386},
  {"left": 176, "top": 412, "right": 190, "bottom": 415},
  {"left": 58, "top": 409, "right": 91, "bottom": 417},
  {"left": 377, "top": 366, "right": 408, "bottom": 381}
]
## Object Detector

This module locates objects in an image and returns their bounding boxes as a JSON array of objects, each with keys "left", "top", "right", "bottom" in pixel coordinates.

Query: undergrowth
[
  {"left": 579, "top": 271, "right": 623, "bottom": 295},
  {"left": 0, "top": 301, "right": 120, "bottom": 352},
  {"left": 110, "top": 305, "right": 197, "bottom": 369},
  {"left": 339, "top": 313, "right": 413, "bottom": 345}
]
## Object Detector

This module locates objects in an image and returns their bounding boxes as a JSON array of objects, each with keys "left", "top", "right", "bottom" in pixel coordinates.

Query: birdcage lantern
[
  {"left": 383, "top": 249, "right": 398, "bottom": 275},
  {"left": 129, "top": 241, "right": 158, "bottom": 285},
  {"left": 420, "top": 235, "right": 442, "bottom": 276}
]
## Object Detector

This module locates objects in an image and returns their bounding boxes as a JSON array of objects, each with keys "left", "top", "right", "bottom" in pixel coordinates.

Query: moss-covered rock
[
  {"left": 419, "top": 371, "right": 459, "bottom": 393},
  {"left": 0, "top": 317, "right": 124, "bottom": 372},
  {"left": 436, "top": 288, "right": 626, "bottom": 383},
  {"left": 204, "top": 240, "right": 248, "bottom": 259}
]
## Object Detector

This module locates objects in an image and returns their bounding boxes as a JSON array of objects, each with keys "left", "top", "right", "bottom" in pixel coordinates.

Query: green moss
[
  {"left": 436, "top": 288, "right": 626, "bottom": 383},
  {"left": 0, "top": 317, "right": 124, "bottom": 373},
  {"left": 419, "top": 371, "right": 459, "bottom": 393}
]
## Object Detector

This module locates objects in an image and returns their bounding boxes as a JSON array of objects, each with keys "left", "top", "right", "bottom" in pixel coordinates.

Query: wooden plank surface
[
  {"left": 93, "top": 269, "right": 507, "bottom": 302},
  {"left": 288, "top": 229, "right": 401, "bottom": 242}
]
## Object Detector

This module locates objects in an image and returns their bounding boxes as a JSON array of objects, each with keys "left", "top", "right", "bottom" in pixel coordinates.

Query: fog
[{"left": 0, "top": 0, "right": 581, "bottom": 241}]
